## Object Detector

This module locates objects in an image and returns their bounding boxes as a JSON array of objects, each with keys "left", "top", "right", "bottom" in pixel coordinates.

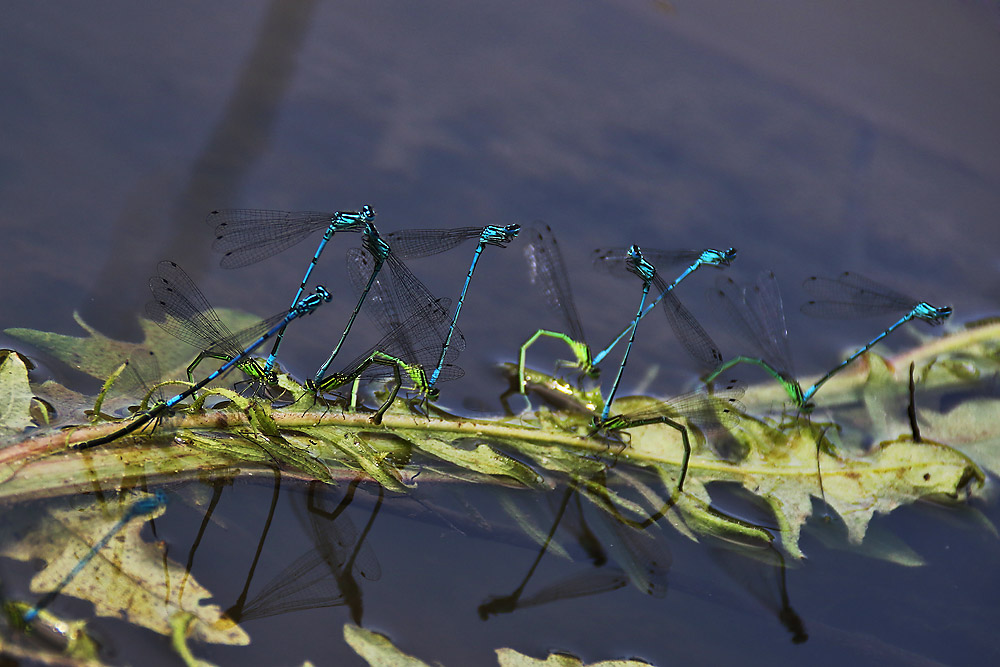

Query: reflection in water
[
  {"left": 2, "top": 0, "right": 997, "bottom": 662},
  {"left": 0, "top": 485, "right": 171, "bottom": 661},
  {"left": 586, "top": 499, "right": 671, "bottom": 598},
  {"left": 479, "top": 568, "right": 627, "bottom": 619},
  {"left": 475, "top": 468, "right": 808, "bottom": 643},
  {"left": 480, "top": 477, "right": 668, "bottom": 619},
  {"left": 481, "top": 481, "right": 592, "bottom": 618},
  {"left": 707, "top": 543, "right": 808, "bottom": 644},
  {"left": 229, "top": 479, "right": 383, "bottom": 625},
  {"left": 181, "top": 478, "right": 227, "bottom": 601},
  {"left": 21, "top": 490, "right": 168, "bottom": 623},
  {"left": 83, "top": 0, "right": 321, "bottom": 332},
  {"left": 225, "top": 469, "right": 283, "bottom": 621},
  {"left": 557, "top": 483, "right": 608, "bottom": 567}
]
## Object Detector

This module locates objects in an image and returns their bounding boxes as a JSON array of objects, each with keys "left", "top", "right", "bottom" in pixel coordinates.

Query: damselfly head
[
  {"left": 625, "top": 246, "right": 656, "bottom": 283},
  {"left": 483, "top": 223, "right": 521, "bottom": 247},
  {"left": 701, "top": 247, "right": 738, "bottom": 267},
  {"left": 915, "top": 303, "right": 952, "bottom": 325}
]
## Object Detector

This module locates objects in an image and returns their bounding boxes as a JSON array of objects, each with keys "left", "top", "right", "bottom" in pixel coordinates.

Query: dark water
[{"left": 2, "top": 1, "right": 999, "bottom": 664}]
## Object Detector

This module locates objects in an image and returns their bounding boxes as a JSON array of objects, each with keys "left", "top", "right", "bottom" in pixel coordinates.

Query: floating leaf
[
  {"left": 343, "top": 623, "right": 431, "bottom": 667},
  {"left": 0, "top": 350, "right": 35, "bottom": 441},
  {"left": 921, "top": 398, "right": 1000, "bottom": 478},
  {"left": 0, "top": 321, "right": 993, "bottom": 569},
  {"left": 343, "top": 624, "right": 654, "bottom": 667},
  {"left": 5, "top": 310, "right": 260, "bottom": 383},
  {"left": 495, "top": 648, "right": 652, "bottom": 667},
  {"left": 0, "top": 493, "right": 249, "bottom": 647}
]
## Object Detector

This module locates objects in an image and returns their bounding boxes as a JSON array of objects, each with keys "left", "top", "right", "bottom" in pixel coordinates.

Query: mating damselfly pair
[
  {"left": 516, "top": 224, "right": 950, "bottom": 489},
  {"left": 77, "top": 206, "right": 520, "bottom": 448}
]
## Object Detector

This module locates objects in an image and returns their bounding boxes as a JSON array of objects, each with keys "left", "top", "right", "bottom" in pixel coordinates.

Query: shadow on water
[{"left": 82, "top": 0, "right": 320, "bottom": 336}]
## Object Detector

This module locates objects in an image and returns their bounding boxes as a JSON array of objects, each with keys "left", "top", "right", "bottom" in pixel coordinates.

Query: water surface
[{"left": 1, "top": 2, "right": 998, "bottom": 665}]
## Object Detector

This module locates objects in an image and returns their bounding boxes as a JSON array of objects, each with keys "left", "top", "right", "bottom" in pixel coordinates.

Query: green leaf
[
  {"left": 417, "top": 435, "right": 545, "bottom": 488},
  {"left": 0, "top": 350, "right": 35, "bottom": 441},
  {"left": 342, "top": 624, "right": 655, "bottom": 667},
  {"left": 5, "top": 310, "right": 260, "bottom": 383},
  {"left": 495, "top": 650, "right": 652, "bottom": 667},
  {"left": 920, "top": 398, "right": 1000, "bottom": 478},
  {"left": 343, "top": 624, "right": 431, "bottom": 667},
  {"left": 0, "top": 321, "right": 993, "bottom": 568},
  {"left": 171, "top": 612, "right": 221, "bottom": 667},
  {"left": 0, "top": 492, "right": 249, "bottom": 647}
]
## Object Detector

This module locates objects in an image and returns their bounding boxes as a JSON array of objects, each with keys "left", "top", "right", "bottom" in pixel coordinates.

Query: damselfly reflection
[
  {"left": 231, "top": 480, "right": 382, "bottom": 625},
  {"left": 706, "top": 542, "right": 808, "bottom": 644},
  {"left": 479, "top": 476, "right": 670, "bottom": 619}
]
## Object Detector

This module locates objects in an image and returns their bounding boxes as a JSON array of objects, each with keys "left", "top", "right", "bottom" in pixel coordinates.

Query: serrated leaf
[
  {"left": 344, "top": 624, "right": 654, "bottom": 667},
  {"left": 0, "top": 493, "right": 249, "bottom": 646},
  {"left": 5, "top": 310, "right": 260, "bottom": 383},
  {"left": 0, "top": 321, "right": 995, "bottom": 568}
]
